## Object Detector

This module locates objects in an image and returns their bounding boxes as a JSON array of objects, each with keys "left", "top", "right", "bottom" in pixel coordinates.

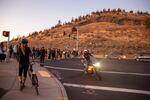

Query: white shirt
[{"left": 13, "top": 45, "right": 17, "bottom": 53}]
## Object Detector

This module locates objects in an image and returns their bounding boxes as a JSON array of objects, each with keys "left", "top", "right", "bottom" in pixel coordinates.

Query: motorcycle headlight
[{"left": 93, "top": 62, "right": 101, "bottom": 68}]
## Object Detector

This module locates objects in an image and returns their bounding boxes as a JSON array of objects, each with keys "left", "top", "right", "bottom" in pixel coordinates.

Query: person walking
[{"left": 17, "top": 39, "right": 31, "bottom": 91}]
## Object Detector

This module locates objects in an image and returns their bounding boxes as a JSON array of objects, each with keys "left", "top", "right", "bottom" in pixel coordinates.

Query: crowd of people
[
  {"left": 5, "top": 44, "right": 81, "bottom": 63},
  {"left": 31, "top": 47, "right": 80, "bottom": 63},
  {"left": 1, "top": 42, "right": 88, "bottom": 64},
  {"left": 0, "top": 42, "right": 19, "bottom": 62}
]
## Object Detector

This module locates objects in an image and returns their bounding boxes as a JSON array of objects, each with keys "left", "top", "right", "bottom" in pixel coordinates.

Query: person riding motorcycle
[
  {"left": 82, "top": 50, "right": 102, "bottom": 80},
  {"left": 83, "top": 50, "right": 93, "bottom": 62},
  {"left": 82, "top": 50, "right": 93, "bottom": 72}
]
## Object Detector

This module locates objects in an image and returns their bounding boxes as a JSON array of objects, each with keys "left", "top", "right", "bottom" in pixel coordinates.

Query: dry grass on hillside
[
  {"left": 24, "top": 22, "right": 150, "bottom": 55},
  {"left": 10, "top": 11, "right": 150, "bottom": 55}
]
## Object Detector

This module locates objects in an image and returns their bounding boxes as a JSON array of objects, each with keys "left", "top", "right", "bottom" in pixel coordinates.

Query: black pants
[
  {"left": 0, "top": 54, "right": 6, "bottom": 62},
  {"left": 19, "top": 64, "right": 29, "bottom": 78},
  {"left": 40, "top": 56, "right": 45, "bottom": 63}
]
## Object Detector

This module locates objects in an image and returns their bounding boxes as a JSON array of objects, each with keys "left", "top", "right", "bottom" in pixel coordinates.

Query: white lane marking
[
  {"left": 44, "top": 66, "right": 150, "bottom": 77},
  {"left": 102, "top": 71, "right": 150, "bottom": 77},
  {"left": 63, "top": 83, "right": 150, "bottom": 95}
]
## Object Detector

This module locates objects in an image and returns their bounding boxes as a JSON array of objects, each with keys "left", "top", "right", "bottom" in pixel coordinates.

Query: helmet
[
  {"left": 84, "top": 49, "right": 88, "bottom": 53},
  {"left": 73, "top": 48, "right": 76, "bottom": 51},
  {"left": 21, "top": 39, "right": 28, "bottom": 44}
]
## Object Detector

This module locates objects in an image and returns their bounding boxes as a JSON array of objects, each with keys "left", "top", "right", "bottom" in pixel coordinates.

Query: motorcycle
[{"left": 81, "top": 56, "right": 102, "bottom": 80}]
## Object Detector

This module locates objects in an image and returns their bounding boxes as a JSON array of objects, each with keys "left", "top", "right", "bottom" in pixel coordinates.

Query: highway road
[{"left": 44, "top": 58, "right": 150, "bottom": 100}]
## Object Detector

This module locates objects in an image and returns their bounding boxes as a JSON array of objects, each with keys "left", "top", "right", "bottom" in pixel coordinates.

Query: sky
[{"left": 0, "top": 0, "right": 150, "bottom": 42}]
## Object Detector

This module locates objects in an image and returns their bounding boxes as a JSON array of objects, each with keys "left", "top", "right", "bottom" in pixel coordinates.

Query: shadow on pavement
[{"left": 0, "top": 88, "right": 8, "bottom": 98}]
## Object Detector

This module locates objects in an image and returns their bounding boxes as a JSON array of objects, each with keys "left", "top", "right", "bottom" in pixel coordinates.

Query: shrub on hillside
[{"left": 145, "top": 18, "right": 150, "bottom": 29}]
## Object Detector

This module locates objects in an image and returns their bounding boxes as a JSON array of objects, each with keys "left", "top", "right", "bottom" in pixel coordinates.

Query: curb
[
  {"left": 50, "top": 72, "right": 68, "bottom": 100},
  {"left": 43, "top": 65, "right": 69, "bottom": 100}
]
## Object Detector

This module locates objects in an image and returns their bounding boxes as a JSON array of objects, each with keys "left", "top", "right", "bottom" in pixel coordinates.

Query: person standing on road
[
  {"left": 51, "top": 48, "right": 55, "bottom": 60},
  {"left": 17, "top": 39, "right": 31, "bottom": 91},
  {"left": 0, "top": 43, "right": 6, "bottom": 62},
  {"left": 9, "top": 45, "right": 13, "bottom": 58},
  {"left": 40, "top": 47, "right": 46, "bottom": 64},
  {"left": 13, "top": 44, "right": 18, "bottom": 59}
]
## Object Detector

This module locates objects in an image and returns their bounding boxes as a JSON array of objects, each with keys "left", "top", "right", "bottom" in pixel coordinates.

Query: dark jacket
[
  {"left": 83, "top": 52, "right": 93, "bottom": 62},
  {"left": 17, "top": 47, "right": 31, "bottom": 65},
  {"left": 40, "top": 49, "right": 46, "bottom": 58}
]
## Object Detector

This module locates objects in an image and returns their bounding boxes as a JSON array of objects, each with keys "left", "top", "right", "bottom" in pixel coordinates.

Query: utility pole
[
  {"left": 72, "top": 26, "right": 79, "bottom": 51},
  {"left": 6, "top": 32, "right": 10, "bottom": 62},
  {"left": 76, "top": 27, "right": 79, "bottom": 51}
]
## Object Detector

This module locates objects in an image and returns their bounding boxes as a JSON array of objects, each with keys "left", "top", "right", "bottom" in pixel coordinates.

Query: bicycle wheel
[
  {"left": 95, "top": 71, "right": 102, "bottom": 80},
  {"left": 32, "top": 74, "right": 39, "bottom": 95},
  {"left": 32, "top": 74, "right": 38, "bottom": 86},
  {"left": 35, "top": 86, "right": 39, "bottom": 95},
  {"left": 28, "top": 71, "right": 32, "bottom": 80}
]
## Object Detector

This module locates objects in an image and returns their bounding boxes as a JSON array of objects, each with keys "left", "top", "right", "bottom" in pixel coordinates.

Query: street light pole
[
  {"left": 76, "top": 27, "right": 79, "bottom": 51},
  {"left": 6, "top": 32, "right": 10, "bottom": 62}
]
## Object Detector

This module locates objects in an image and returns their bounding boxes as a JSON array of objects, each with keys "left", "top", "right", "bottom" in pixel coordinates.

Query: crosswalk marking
[{"left": 38, "top": 71, "right": 51, "bottom": 77}]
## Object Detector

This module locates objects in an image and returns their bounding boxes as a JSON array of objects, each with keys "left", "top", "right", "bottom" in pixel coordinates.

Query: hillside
[{"left": 11, "top": 9, "right": 150, "bottom": 55}]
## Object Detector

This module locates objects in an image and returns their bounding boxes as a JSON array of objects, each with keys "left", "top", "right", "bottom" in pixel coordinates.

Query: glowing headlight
[
  {"left": 93, "top": 62, "right": 101, "bottom": 68},
  {"left": 123, "top": 55, "right": 126, "bottom": 59}
]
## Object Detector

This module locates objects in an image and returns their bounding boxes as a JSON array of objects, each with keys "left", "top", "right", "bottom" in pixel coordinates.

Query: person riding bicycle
[{"left": 17, "top": 38, "right": 31, "bottom": 91}]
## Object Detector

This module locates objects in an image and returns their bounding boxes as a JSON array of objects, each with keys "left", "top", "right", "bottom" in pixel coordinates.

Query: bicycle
[{"left": 28, "top": 60, "right": 39, "bottom": 95}]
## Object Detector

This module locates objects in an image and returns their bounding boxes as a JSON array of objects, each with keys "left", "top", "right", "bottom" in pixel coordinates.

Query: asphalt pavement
[{"left": 44, "top": 58, "right": 150, "bottom": 100}]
